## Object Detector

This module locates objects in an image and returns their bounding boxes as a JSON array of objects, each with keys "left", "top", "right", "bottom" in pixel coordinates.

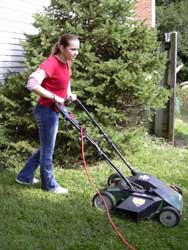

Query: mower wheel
[
  {"left": 107, "top": 173, "right": 121, "bottom": 186},
  {"left": 92, "top": 191, "right": 117, "bottom": 211},
  {"left": 107, "top": 173, "right": 129, "bottom": 188},
  {"left": 159, "top": 206, "right": 180, "bottom": 227}
]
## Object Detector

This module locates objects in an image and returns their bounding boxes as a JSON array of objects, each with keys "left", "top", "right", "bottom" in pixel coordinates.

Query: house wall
[
  {"left": 0, "top": 0, "right": 50, "bottom": 83},
  {"left": 135, "top": 0, "right": 155, "bottom": 27}
]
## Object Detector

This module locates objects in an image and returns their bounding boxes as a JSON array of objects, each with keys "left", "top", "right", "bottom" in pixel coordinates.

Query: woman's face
[{"left": 60, "top": 39, "right": 80, "bottom": 61}]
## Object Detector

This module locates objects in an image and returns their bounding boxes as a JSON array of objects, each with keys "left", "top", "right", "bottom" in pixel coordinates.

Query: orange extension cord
[{"left": 80, "top": 127, "right": 137, "bottom": 250}]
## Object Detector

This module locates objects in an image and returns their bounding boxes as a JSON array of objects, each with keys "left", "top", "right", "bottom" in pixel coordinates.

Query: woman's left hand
[{"left": 68, "top": 93, "right": 77, "bottom": 101}]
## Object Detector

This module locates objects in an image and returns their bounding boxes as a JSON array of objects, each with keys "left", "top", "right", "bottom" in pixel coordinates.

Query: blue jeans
[{"left": 17, "top": 104, "right": 60, "bottom": 191}]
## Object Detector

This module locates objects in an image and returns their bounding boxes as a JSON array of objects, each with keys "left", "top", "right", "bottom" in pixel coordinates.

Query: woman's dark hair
[{"left": 51, "top": 33, "right": 78, "bottom": 55}]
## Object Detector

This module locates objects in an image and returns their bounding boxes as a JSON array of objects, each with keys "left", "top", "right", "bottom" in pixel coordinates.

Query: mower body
[
  {"left": 127, "top": 174, "right": 183, "bottom": 213},
  {"left": 95, "top": 173, "right": 183, "bottom": 226}
]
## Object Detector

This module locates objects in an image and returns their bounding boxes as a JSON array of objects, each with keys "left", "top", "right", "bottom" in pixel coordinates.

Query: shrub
[{"left": 0, "top": 0, "right": 169, "bottom": 168}]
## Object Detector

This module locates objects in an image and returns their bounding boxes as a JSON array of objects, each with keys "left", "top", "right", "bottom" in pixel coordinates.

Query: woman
[{"left": 16, "top": 33, "right": 80, "bottom": 194}]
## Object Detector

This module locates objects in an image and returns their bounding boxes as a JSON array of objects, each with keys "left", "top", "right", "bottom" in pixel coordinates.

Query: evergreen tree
[
  {"left": 156, "top": 0, "right": 177, "bottom": 5},
  {"left": 0, "top": 0, "right": 169, "bottom": 166},
  {"left": 23, "top": 0, "right": 168, "bottom": 126}
]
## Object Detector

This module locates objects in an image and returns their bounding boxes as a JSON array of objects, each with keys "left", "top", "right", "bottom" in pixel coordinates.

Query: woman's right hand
[{"left": 51, "top": 94, "right": 64, "bottom": 104}]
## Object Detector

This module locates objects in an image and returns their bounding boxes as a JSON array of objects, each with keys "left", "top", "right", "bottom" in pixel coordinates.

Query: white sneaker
[
  {"left": 16, "top": 177, "right": 39, "bottom": 185},
  {"left": 32, "top": 178, "right": 40, "bottom": 184},
  {"left": 50, "top": 186, "right": 69, "bottom": 194}
]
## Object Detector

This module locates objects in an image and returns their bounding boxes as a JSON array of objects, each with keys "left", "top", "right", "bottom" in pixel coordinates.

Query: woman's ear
[{"left": 59, "top": 45, "right": 65, "bottom": 53}]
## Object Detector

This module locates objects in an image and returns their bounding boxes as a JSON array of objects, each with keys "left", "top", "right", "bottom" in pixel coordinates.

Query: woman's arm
[
  {"left": 67, "top": 81, "right": 77, "bottom": 101},
  {"left": 27, "top": 68, "right": 64, "bottom": 103}
]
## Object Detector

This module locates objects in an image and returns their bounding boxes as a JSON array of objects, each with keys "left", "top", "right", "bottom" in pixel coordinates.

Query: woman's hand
[
  {"left": 51, "top": 94, "right": 64, "bottom": 104},
  {"left": 67, "top": 93, "right": 77, "bottom": 101}
]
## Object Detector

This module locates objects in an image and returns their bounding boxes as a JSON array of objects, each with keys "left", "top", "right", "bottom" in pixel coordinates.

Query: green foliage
[
  {"left": 156, "top": 0, "right": 178, "bottom": 6},
  {"left": 0, "top": 73, "right": 37, "bottom": 139},
  {"left": 175, "top": 86, "right": 188, "bottom": 122},
  {"left": 175, "top": 118, "right": 188, "bottom": 141},
  {"left": 1, "top": 0, "right": 170, "bottom": 168},
  {"left": 156, "top": 0, "right": 188, "bottom": 82},
  {"left": 0, "top": 73, "right": 37, "bottom": 168},
  {"left": 22, "top": 0, "right": 169, "bottom": 126}
]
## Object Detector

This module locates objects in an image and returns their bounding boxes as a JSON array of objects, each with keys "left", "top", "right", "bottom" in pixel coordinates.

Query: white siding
[
  {"left": 152, "top": 0, "right": 156, "bottom": 27},
  {"left": 0, "top": 0, "right": 50, "bottom": 83}
]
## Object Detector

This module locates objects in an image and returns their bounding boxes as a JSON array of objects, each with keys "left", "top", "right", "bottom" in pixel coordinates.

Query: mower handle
[{"left": 75, "top": 98, "right": 138, "bottom": 176}]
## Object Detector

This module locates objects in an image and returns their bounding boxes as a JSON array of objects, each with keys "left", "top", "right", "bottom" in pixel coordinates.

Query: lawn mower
[{"left": 56, "top": 99, "right": 183, "bottom": 227}]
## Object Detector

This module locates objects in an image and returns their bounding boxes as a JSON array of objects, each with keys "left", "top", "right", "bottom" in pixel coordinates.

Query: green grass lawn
[{"left": 0, "top": 139, "right": 188, "bottom": 250}]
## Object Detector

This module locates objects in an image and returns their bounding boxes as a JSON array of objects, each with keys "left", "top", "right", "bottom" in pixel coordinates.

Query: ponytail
[{"left": 51, "top": 42, "right": 60, "bottom": 55}]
